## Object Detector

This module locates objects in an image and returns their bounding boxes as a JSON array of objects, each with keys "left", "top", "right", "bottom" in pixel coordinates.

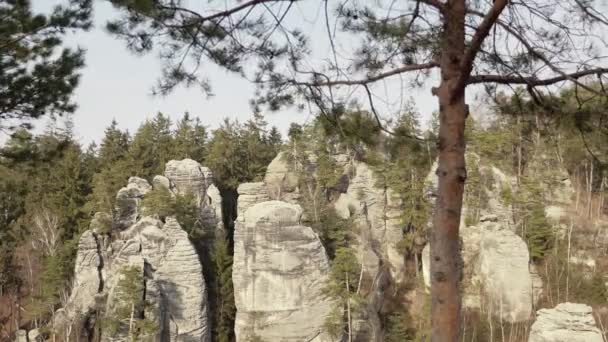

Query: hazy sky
[{"left": 23, "top": 1, "right": 439, "bottom": 146}]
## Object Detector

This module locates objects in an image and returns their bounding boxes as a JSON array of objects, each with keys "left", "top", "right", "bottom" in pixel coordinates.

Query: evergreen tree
[
  {"left": 0, "top": 0, "right": 91, "bottom": 130},
  {"left": 128, "top": 113, "right": 174, "bottom": 179},
  {"left": 102, "top": 266, "right": 158, "bottom": 340},
  {"left": 211, "top": 231, "right": 236, "bottom": 342},
  {"left": 173, "top": 113, "right": 207, "bottom": 162},
  {"left": 98, "top": 119, "right": 130, "bottom": 166}
]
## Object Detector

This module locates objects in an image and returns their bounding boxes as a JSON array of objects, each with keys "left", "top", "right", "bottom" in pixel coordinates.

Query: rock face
[
  {"left": 233, "top": 201, "right": 335, "bottom": 342},
  {"left": 334, "top": 161, "right": 404, "bottom": 282},
  {"left": 58, "top": 160, "right": 216, "bottom": 342},
  {"left": 422, "top": 154, "right": 534, "bottom": 322},
  {"left": 528, "top": 303, "right": 603, "bottom": 342},
  {"left": 264, "top": 151, "right": 299, "bottom": 199},
  {"left": 238, "top": 152, "right": 404, "bottom": 341},
  {"left": 164, "top": 158, "right": 222, "bottom": 232},
  {"left": 477, "top": 222, "right": 532, "bottom": 322},
  {"left": 115, "top": 176, "right": 152, "bottom": 230},
  {"left": 236, "top": 182, "right": 269, "bottom": 222}
]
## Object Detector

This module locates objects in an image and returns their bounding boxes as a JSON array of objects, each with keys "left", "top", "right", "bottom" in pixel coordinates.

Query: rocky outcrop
[
  {"left": 334, "top": 162, "right": 405, "bottom": 283},
  {"left": 264, "top": 151, "right": 299, "bottom": 199},
  {"left": 238, "top": 153, "right": 404, "bottom": 341},
  {"left": 58, "top": 160, "right": 215, "bottom": 342},
  {"left": 57, "top": 229, "right": 104, "bottom": 340},
  {"left": 236, "top": 182, "right": 269, "bottom": 222},
  {"left": 232, "top": 201, "right": 335, "bottom": 342},
  {"left": 115, "top": 177, "right": 152, "bottom": 230},
  {"left": 163, "top": 158, "right": 222, "bottom": 232},
  {"left": 477, "top": 221, "right": 532, "bottom": 322},
  {"left": 528, "top": 303, "right": 603, "bottom": 342},
  {"left": 423, "top": 155, "right": 534, "bottom": 322}
]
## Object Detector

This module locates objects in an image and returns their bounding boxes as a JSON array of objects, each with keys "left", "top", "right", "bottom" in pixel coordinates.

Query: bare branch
[
  {"left": 468, "top": 68, "right": 608, "bottom": 86},
  {"left": 453, "top": 0, "right": 509, "bottom": 97},
  {"left": 296, "top": 61, "right": 439, "bottom": 87},
  {"left": 419, "top": 0, "right": 446, "bottom": 13}
]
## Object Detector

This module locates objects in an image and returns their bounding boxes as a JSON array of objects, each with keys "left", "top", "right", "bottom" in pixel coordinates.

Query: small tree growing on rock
[{"left": 102, "top": 265, "right": 158, "bottom": 341}]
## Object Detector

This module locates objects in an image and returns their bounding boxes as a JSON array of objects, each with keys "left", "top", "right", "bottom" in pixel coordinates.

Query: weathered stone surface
[
  {"left": 477, "top": 222, "right": 532, "bottom": 322},
  {"left": 233, "top": 201, "right": 335, "bottom": 342},
  {"left": 93, "top": 215, "right": 210, "bottom": 342},
  {"left": 422, "top": 222, "right": 533, "bottom": 322},
  {"left": 334, "top": 161, "right": 404, "bottom": 282},
  {"left": 421, "top": 245, "right": 430, "bottom": 291},
  {"left": 65, "top": 230, "right": 103, "bottom": 319},
  {"left": 165, "top": 159, "right": 207, "bottom": 204},
  {"left": 529, "top": 303, "right": 603, "bottom": 342},
  {"left": 60, "top": 161, "right": 214, "bottom": 342},
  {"left": 155, "top": 218, "right": 210, "bottom": 341},
  {"left": 27, "top": 328, "right": 41, "bottom": 342},
  {"left": 153, "top": 175, "right": 172, "bottom": 191},
  {"left": 236, "top": 182, "right": 269, "bottom": 222},
  {"left": 200, "top": 166, "right": 214, "bottom": 187},
  {"left": 15, "top": 330, "right": 26, "bottom": 342},
  {"left": 202, "top": 183, "right": 223, "bottom": 231},
  {"left": 264, "top": 151, "right": 299, "bottom": 199},
  {"left": 115, "top": 177, "right": 151, "bottom": 230},
  {"left": 90, "top": 212, "right": 112, "bottom": 234},
  {"left": 423, "top": 154, "right": 535, "bottom": 322}
]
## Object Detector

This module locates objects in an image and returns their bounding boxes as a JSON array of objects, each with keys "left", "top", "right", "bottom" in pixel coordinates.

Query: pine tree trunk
[{"left": 431, "top": 1, "right": 467, "bottom": 340}]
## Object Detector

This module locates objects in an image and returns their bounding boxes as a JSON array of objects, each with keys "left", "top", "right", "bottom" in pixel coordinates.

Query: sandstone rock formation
[
  {"left": 236, "top": 182, "right": 269, "bottom": 222},
  {"left": 477, "top": 221, "right": 532, "bottom": 322},
  {"left": 232, "top": 200, "right": 335, "bottom": 342},
  {"left": 164, "top": 158, "right": 222, "bottom": 232},
  {"left": 264, "top": 151, "right": 299, "bottom": 199},
  {"left": 58, "top": 160, "right": 216, "bottom": 342},
  {"left": 115, "top": 176, "right": 152, "bottom": 230},
  {"left": 422, "top": 155, "right": 534, "bottom": 322},
  {"left": 334, "top": 161, "right": 405, "bottom": 282},
  {"left": 528, "top": 303, "right": 603, "bottom": 342}
]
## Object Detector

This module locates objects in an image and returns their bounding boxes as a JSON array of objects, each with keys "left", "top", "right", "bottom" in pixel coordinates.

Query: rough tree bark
[{"left": 430, "top": 1, "right": 467, "bottom": 340}]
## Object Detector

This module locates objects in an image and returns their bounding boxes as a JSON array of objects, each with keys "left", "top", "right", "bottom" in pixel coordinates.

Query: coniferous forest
[{"left": 1, "top": 1, "right": 608, "bottom": 342}]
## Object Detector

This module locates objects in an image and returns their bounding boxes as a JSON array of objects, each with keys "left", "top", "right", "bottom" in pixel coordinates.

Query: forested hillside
[
  {"left": 1, "top": 0, "right": 608, "bottom": 341},
  {"left": 1, "top": 85, "right": 607, "bottom": 341}
]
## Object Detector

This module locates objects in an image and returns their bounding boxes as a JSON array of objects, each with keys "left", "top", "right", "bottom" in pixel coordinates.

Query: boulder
[
  {"left": 27, "top": 328, "right": 41, "bottom": 342},
  {"left": 15, "top": 330, "right": 27, "bottom": 342},
  {"left": 115, "top": 177, "right": 151, "bottom": 230},
  {"left": 152, "top": 175, "right": 171, "bottom": 192},
  {"left": 236, "top": 182, "right": 269, "bottom": 222},
  {"left": 529, "top": 303, "right": 603, "bottom": 342},
  {"left": 233, "top": 201, "right": 335, "bottom": 342},
  {"left": 264, "top": 151, "right": 299, "bottom": 199},
  {"left": 164, "top": 159, "right": 207, "bottom": 204},
  {"left": 477, "top": 222, "right": 532, "bottom": 322}
]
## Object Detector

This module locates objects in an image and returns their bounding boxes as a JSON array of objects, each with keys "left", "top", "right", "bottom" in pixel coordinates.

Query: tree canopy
[{"left": 0, "top": 0, "right": 92, "bottom": 130}]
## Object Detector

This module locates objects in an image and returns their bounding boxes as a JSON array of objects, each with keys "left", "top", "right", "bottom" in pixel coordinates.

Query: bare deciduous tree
[{"left": 30, "top": 207, "right": 61, "bottom": 257}]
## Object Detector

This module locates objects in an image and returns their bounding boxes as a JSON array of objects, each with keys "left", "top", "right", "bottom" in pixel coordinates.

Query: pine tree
[
  {"left": 0, "top": 0, "right": 91, "bottom": 130},
  {"left": 103, "top": 266, "right": 158, "bottom": 340},
  {"left": 98, "top": 119, "right": 130, "bottom": 166},
  {"left": 88, "top": 121, "right": 132, "bottom": 214},
  {"left": 173, "top": 113, "right": 207, "bottom": 162},
  {"left": 211, "top": 231, "right": 236, "bottom": 342},
  {"left": 128, "top": 113, "right": 174, "bottom": 179}
]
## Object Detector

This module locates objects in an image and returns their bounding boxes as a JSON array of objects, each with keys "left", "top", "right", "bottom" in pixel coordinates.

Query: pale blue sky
[{"left": 24, "top": 0, "right": 438, "bottom": 146}]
